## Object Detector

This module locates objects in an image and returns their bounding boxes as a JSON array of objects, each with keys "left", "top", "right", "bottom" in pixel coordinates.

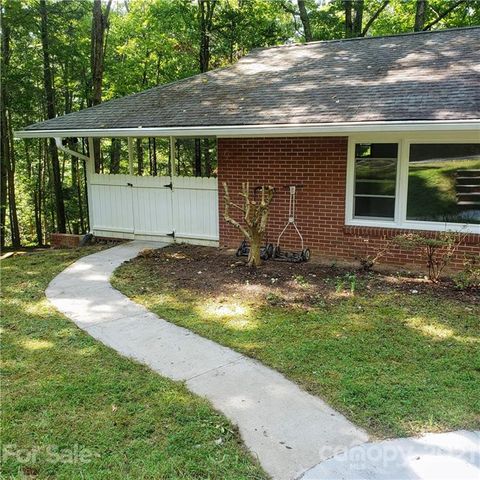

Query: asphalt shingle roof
[{"left": 23, "top": 27, "right": 480, "bottom": 132}]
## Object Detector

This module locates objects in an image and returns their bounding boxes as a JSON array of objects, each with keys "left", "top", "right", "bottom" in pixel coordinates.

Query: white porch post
[
  {"left": 128, "top": 137, "right": 134, "bottom": 175},
  {"left": 86, "top": 137, "right": 96, "bottom": 233}
]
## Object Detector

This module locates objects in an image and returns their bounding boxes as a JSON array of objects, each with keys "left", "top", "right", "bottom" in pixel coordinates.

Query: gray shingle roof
[{"left": 23, "top": 27, "right": 480, "bottom": 132}]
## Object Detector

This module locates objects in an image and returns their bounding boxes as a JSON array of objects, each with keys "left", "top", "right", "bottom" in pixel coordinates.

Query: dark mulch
[{"left": 134, "top": 244, "right": 479, "bottom": 306}]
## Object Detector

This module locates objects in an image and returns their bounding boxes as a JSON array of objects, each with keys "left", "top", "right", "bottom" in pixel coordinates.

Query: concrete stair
[{"left": 456, "top": 169, "right": 480, "bottom": 207}]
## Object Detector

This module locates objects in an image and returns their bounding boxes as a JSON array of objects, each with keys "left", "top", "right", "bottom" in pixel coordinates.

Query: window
[
  {"left": 407, "top": 144, "right": 480, "bottom": 225},
  {"left": 354, "top": 143, "right": 398, "bottom": 219},
  {"left": 347, "top": 138, "right": 480, "bottom": 233}
]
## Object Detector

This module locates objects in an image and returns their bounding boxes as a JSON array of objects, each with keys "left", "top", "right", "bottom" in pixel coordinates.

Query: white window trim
[{"left": 345, "top": 132, "right": 480, "bottom": 235}]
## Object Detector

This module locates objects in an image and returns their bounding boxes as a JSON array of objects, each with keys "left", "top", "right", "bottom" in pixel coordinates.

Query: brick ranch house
[{"left": 16, "top": 27, "right": 479, "bottom": 270}]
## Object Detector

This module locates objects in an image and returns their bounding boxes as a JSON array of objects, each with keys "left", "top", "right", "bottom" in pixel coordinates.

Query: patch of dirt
[{"left": 134, "top": 244, "right": 479, "bottom": 307}]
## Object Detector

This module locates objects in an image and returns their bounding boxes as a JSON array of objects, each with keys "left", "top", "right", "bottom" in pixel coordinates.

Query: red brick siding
[
  {"left": 50, "top": 233, "right": 81, "bottom": 248},
  {"left": 217, "top": 137, "right": 479, "bottom": 271}
]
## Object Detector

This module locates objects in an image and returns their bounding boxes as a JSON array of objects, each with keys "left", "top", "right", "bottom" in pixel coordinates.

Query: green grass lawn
[
  {"left": 113, "top": 253, "right": 480, "bottom": 439},
  {"left": 1, "top": 248, "right": 266, "bottom": 479}
]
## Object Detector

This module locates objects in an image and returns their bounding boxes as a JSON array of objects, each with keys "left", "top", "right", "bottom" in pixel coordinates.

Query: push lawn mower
[
  {"left": 236, "top": 239, "right": 274, "bottom": 260},
  {"left": 272, "top": 185, "right": 310, "bottom": 262}
]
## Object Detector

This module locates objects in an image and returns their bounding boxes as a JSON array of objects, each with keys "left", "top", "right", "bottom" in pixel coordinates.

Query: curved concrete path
[
  {"left": 301, "top": 430, "right": 480, "bottom": 480},
  {"left": 46, "top": 241, "right": 368, "bottom": 479}
]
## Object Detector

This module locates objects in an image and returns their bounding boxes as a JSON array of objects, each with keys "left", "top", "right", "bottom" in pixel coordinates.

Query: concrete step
[
  {"left": 457, "top": 176, "right": 480, "bottom": 185},
  {"left": 457, "top": 169, "right": 480, "bottom": 177},
  {"left": 457, "top": 185, "right": 480, "bottom": 193}
]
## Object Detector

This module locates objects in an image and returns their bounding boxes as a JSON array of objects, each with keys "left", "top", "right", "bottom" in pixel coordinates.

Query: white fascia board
[{"left": 13, "top": 120, "right": 480, "bottom": 139}]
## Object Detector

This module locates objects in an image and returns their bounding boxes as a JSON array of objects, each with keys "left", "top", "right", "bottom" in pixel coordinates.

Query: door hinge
[
  {"left": 166, "top": 231, "right": 175, "bottom": 238},
  {"left": 164, "top": 182, "right": 173, "bottom": 189}
]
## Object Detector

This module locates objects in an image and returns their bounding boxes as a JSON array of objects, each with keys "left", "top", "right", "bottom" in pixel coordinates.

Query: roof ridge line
[{"left": 250, "top": 26, "right": 480, "bottom": 52}]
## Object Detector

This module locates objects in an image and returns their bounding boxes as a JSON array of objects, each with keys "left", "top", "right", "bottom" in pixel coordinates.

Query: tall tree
[
  {"left": 414, "top": 0, "right": 428, "bottom": 31},
  {"left": 1, "top": 18, "right": 20, "bottom": 246},
  {"left": 345, "top": 0, "right": 354, "bottom": 37},
  {"left": 91, "top": 0, "right": 113, "bottom": 172},
  {"left": 298, "top": 0, "right": 313, "bottom": 42},
  {"left": 199, "top": 0, "right": 216, "bottom": 73},
  {"left": 40, "top": 0, "right": 66, "bottom": 233}
]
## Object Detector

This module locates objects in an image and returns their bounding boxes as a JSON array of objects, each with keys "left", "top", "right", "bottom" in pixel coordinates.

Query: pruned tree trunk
[
  {"left": 223, "top": 182, "right": 274, "bottom": 268},
  {"left": 297, "top": 0, "right": 313, "bottom": 42}
]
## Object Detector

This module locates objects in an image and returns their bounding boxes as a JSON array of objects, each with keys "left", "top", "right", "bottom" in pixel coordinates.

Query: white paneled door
[{"left": 89, "top": 173, "right": 218, "bottom": 243}]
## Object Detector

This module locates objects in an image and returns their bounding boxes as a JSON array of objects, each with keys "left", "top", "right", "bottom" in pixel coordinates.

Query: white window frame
[{"left": 345, "top": 132, "right": 480, "bottom": 234}]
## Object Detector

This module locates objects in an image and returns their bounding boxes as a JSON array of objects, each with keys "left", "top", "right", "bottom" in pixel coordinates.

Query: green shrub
[
  {"left": 454, "top": 255, "right": 480, "bottom": 290},
  {"left": 393, "top": 231, "right": 468, "bottom": 282}
]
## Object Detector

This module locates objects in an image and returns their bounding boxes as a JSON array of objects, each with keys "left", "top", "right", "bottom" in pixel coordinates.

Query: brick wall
[
  {"left": 50, "top": 233, "right": 82, "bottom": 248},
  {"left": 217, "top": 137, "right": 479, "bottom": 271}
]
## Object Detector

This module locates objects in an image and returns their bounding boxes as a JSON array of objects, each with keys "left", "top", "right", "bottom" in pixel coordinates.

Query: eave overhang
[{"left": 14, "top": 119, "right": 480, "bottom": 139}]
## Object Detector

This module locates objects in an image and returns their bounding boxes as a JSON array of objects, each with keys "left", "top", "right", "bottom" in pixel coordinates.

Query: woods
[{"left": 1, "top": 0, "right": 479, "bottom": 248}]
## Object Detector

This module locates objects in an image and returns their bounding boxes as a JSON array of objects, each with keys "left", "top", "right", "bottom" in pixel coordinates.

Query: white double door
[{"left": 90, "top": 173, "right": 218, "bottom": 242}]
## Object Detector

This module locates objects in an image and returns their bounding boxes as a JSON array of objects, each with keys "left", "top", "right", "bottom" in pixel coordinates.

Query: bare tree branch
[
  {"left": 362, "top": 0, "right": 389, "bottom": 36},
  {"left": 423, "top": 0, "right": 466, "bottom": 30}
]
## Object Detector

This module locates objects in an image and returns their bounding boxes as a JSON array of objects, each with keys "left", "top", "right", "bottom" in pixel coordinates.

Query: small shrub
[
  {"left": 265, "top": 292, "right": 283, "bottom": 306},
  {"left": 335, "top": 273, "right": 358, "bottom": 294},
  {"left": 393, "top": 231, "right": 468, "bottom": 282},
  {"left": 293, "top": 274, "right": 309, "bottom": 287},
  {"left": 453, "top": 255, "right": 480, "bottom": 290},
  {"left": 357, "top": 237, "right": 393, "bottom": 272}
]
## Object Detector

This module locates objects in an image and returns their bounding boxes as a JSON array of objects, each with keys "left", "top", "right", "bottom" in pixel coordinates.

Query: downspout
[{"left": 54, "top": 137, "right": 94, "bottom": 234}]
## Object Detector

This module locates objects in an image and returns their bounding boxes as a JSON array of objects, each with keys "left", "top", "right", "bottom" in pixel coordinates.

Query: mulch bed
[{"left": 133, "top": 244, "right": 479, "bottom": 307}]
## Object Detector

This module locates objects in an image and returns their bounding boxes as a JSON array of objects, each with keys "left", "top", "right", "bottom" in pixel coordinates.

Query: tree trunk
[
  {"left": 247, "top": 232, "right": 262, "bottom": 268},
  {"left": 203, "top": 138, "right": 211, "bottom": 177},
  {"left": 91, "top": 0, "right": 112, "bottom": 173},
  {"left": 223, "top": 182, "right": 274, "bottom": 268},
  {"left": 345, "top": 0, "right": 353, "bottom": 38},
  {"left": 5, "top": 113, "right": 20, "bottom": 247},
  {"left": 0, "top": 24, "right": 9, "bottom": 247},
  {"left": 110, "top": 138, "right": 121, "bottom": 174},
  {"left": 353, "top": 0, "right": 364, "bottom": 37},
  {"left": 297, "top": 0, "right": 313, "bottom": 42},
  {"left": 152, "top": 138, "right": 157, "bottom": 176},
  {"left": 199, "top": 0, "right": 216, "bottom": 73},
  {"left": 194, "top": 139, "right": 202, "bottom": 177},
  {"left": 40, "top": 0, "right": 66, "bottom": 233},
  {"left": 1, "top": 20, "right": 20, "bottom": 247},
  {"left": 136, "top": 138, "right": 144, "bottom": 175},
  {"left": 35, "top": 141, "right": 44, "bottom": 245},
  {"left": 414, "top": 0, "right": 427, "bottom": 31}
]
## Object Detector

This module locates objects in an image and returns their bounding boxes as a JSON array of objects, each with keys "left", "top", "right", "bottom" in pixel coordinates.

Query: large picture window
[
  {"left": 347, "top": 138, "right": 480, "bottom": 233},
  {"left": 354, "top": 143, "right": 398, "bottom": 219},
  {"left": 407, "top": 144, "right": 480, "bottom": 225}
]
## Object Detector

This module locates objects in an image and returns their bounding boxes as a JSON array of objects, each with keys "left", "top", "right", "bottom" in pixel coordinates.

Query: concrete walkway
[
  {"left": 46, "top": 241, "right": 368, "bottom": 480},
  {"left": 301, "top": 430, "right": 480, "bottom": 480}
]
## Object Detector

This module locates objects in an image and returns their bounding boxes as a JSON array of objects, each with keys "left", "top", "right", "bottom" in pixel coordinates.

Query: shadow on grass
[
  {"left": 113, "top": 254, "right": 480, "bottom": 438},
  {"left": 1, "top": 249, "right": 266, "bottom": 480}
]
